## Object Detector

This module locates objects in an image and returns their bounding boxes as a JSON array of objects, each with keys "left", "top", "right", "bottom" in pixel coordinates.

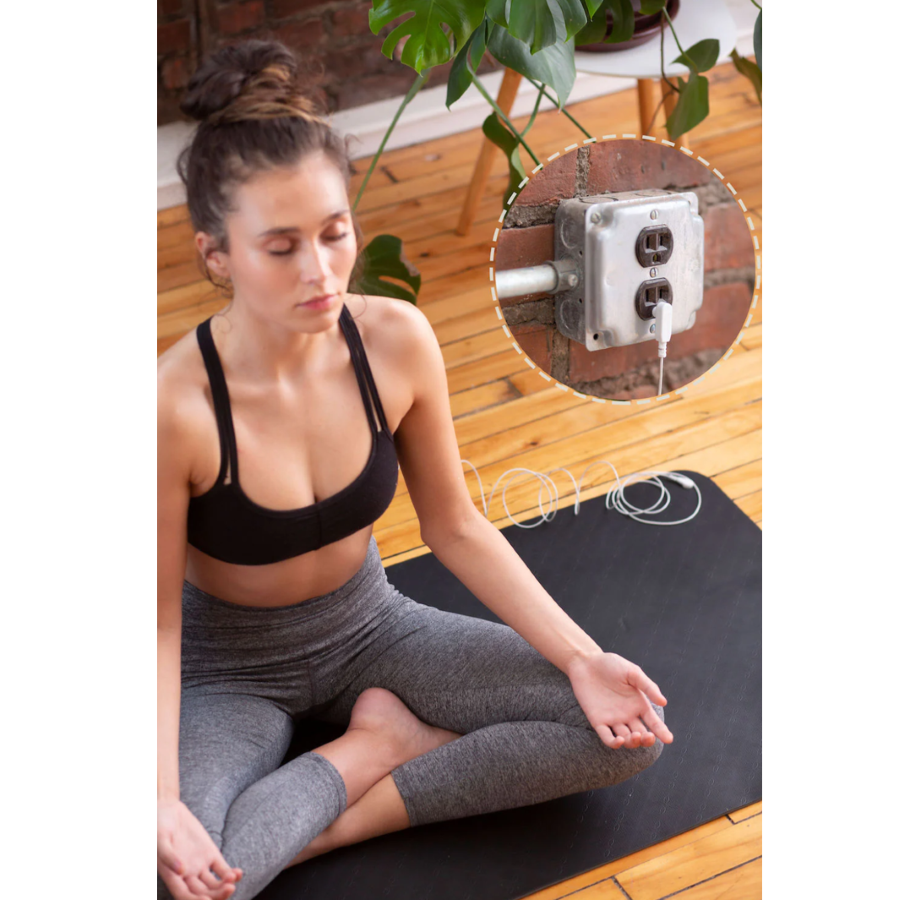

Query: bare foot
[{"left": 347, "top": 687, "right": 462, "bottom": 767}]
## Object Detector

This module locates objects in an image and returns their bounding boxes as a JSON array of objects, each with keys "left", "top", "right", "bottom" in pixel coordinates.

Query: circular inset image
[{"left": 493, "top": 138, "right": 757, "bottom": 401}]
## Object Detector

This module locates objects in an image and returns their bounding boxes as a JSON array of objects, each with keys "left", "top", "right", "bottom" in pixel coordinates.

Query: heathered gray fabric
[{"left": 158, "top": 535, "right": 664, "bottom": 899}]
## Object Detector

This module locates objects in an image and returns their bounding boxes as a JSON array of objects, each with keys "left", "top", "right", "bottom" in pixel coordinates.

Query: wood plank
[
  {"left": 728, "top": 802, "right": 762, "bottom": 824},
  {"left": 504, "top": 817, "right": 734, "bottom": 900},
  {"left": 714, "top": 459, "right": 762, "bottom": 500},
  {"left": 617, "top": 814, "right": 761, "bottom": 900},
  {"left": 671, "top": 857, "right": 762, "bottom": 900}
]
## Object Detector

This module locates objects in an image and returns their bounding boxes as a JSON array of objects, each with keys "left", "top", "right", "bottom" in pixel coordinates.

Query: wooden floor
[{"left": 158, "top": 60, "right": 761, "bottom": 900}]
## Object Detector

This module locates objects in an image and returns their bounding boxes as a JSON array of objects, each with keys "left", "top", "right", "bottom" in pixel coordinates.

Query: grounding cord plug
[{"left": 652, "top": 300, "right": 673, "bottom": 396}]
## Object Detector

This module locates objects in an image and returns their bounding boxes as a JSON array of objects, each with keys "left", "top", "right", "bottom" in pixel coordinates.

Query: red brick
[
  {"left": 566, "top": 281, "right": 751, "bottom": 383},
  {"left": 273, "top": 16, "right": 325, "bottom": 49},
  {"left": 157, "top": 18, "right": 191, "bottom": 55},
  {"left": 629, "top": 383, "right": 663, "bottom": 399},
  {"left": 664, "top": 281, "right": 753, "bottom": 357},
  {"left": 586, "top": 140, "right": 711, "bottom": 194},
  {"left": 568, "top": 338, "right": 659, "bottom": 382},
  {"left": 271, "top": 0, "right": 323, "bottom": 19},
  {"left": 495, "top": 223, "right": 555, "bottom": 306},
  {"left": 704, "top": 203, "right": 755, "bottom": 272},
  {"left": 334, "top": 70, "right": 422, "bottom": 109},
  {"left": 510, "top": 324, "right": 552, "bottom": 371},
  {"left": 161, "top": 56, "right": 191, "bottom": 90},
  {"left": 515, "top": 150, "right": 576, "bottom": 207},
  {"left": 159, "top": 0, "right": 185, "bottom": 17},
  {"left": 332, "top": 6, "right": 371, "bottom": 38},
  {"left": 218, "top": 1, "right": 265, "bottom": 35}
]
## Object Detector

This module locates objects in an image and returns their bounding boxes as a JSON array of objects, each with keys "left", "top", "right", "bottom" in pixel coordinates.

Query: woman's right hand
[{"left": 158, "top": 798, "right": 243, "bottom": 900}]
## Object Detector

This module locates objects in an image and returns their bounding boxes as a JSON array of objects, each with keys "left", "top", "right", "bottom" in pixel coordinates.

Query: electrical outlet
[
  {"left": 553, "top": 189, "right": 704, "bottom": 352},
  {"left": 635, "top": 225, "right": 673, "bottom": 267},
  {"left": 636, "top": 278, "right": 672, "bottom": 319}
]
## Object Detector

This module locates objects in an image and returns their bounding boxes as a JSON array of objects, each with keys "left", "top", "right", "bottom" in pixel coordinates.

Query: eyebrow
[{"left": 256, "top": 209, "right": 351, "bottom": 238}]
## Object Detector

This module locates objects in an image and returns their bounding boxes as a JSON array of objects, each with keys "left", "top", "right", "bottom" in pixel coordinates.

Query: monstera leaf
[
  {"left": 575, "top": 0, "right": 636, "bottom": 45},
  {"left": 446, "top": 18, "right": 491, "bottom": 108},
  {"left": 369, "top": 0, "right": 487, "bottom": 73},
  {"left": 487, "top": 22, "right": 576, "bottom": 107},
  {"left": 486, "top": 0, "right": 587, "bottom": 54},
  {"left": 352, "top": 234, "right": 421, "bottom": 305}
]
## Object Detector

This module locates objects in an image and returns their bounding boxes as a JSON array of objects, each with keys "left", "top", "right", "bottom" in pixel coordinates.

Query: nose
[{"left": 298, "top": 239, "right": 329, "bottom": 286}]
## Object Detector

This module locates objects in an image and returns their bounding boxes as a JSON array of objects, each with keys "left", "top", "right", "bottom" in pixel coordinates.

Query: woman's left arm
[{"left": 390, "top": 302, "right": 672, "bottom": 748}]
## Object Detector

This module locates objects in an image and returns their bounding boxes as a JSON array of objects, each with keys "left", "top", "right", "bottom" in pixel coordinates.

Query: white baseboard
[{"left": 157, "top": 2, "right": 755, "bottom": 211}]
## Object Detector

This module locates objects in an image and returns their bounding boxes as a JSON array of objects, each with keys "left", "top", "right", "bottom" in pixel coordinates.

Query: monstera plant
[{"left": 351, "top": 0, "right": 761, "bottom": 303}]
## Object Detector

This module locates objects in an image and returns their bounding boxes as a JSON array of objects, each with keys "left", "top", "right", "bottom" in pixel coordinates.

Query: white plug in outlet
[{"left": 554, "top": 189, "right": 704, "bottom": 352}]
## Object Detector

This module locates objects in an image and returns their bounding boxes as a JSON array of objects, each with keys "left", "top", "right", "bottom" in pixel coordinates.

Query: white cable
[
  {"left": 459, "top": 456, "right": 702, "bottom": 529},
  {"left": 653, "top": 300, "right": 672, "bottom": 397}
]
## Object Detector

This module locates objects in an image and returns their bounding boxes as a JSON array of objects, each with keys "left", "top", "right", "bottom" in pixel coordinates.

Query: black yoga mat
[{"left": 262, "top": 470, "right": 762, "bottom": 900}]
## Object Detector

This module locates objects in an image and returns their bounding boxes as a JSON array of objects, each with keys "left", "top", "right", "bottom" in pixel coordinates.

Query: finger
[
  {"left": 187, "top": 873, "right": 234, "bottom": 900},
  {"left": 629, "top": 718, "right": 656, "bottom": 746},
  {"left": 159, "top": 868, "right": 206, "bottom": 900},
  {"left": 630, "top": 668, "right": 667, "bottom": 706},
  {"left": 210, "top": 856, "right": 241, "bottom": 883},
  {"left": 158, "top": 841, "right": 184, "bottom": 875},
  {"left": 198, "top": 868, "right": 229, "bottom": 891},
  {"left": 612, "top": 722, "right": 639, "bottom": 749},
  {"left": 203, "top": 878, "right": 238, "bottom": 900},
  {"left": 596, "top": 722, "right": 626, "bottom": 749},
  {"left": 641, "top": 704, "right": 674, "bottom": 743}
]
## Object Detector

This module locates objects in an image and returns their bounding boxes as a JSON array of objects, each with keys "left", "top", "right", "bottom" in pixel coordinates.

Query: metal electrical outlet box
[{"left": 554, "top": 190, "right": 704, "bottom": 352}]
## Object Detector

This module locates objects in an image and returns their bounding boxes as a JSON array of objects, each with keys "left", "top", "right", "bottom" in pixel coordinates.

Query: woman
[{"left": 157, "top": 39, "right": 673, "bottom": 900}]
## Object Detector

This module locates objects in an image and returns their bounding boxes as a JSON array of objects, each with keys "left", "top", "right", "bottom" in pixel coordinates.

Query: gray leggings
[{"left": 159, "top": 535, "right": 664, "bottom": 899}]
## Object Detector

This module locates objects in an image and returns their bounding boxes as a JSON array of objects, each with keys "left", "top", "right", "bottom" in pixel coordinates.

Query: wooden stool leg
[
  {"left": 637, "top": 78, "right": 661, "bottom": 137},
  {"left": 456, "top": 67, "right": 523, "bottom": 236},
  {"left": 661, "top": 78, "right": 691, "bottom": 149}
]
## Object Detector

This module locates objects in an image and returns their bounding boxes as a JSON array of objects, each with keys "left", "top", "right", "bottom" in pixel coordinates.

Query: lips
[{"left": 302, "top": 293, "right": 335, "bottom": 305}]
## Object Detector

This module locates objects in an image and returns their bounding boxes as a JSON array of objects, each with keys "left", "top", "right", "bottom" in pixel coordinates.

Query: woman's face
[{"left": 200, "top": 150, "right": 358, "bottom": 326}]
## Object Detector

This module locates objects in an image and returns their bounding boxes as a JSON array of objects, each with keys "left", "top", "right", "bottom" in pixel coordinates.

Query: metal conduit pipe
[{"left": 495, "top": 259, "right": 579, "bottom": 300}]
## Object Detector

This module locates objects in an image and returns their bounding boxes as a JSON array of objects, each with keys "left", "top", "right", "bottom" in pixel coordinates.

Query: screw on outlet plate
[
  {"left": 635, "top": 225, "right": 673, "bottom": 267},
  {"left": 635, "top": 278, "right": 672, "bottom": 320}
]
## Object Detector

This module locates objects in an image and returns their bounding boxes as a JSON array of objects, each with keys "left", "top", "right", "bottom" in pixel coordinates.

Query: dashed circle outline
[{"left": 487, "top": 134, "right": 761, "bottom": 406}]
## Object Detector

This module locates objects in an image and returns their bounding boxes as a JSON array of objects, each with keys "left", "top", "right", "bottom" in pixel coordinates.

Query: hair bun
[{"left": 180, "top": 39, "right": 304, "bottom": 124}]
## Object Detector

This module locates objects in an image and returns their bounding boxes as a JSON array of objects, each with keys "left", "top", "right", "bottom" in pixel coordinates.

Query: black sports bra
[{"left": 186, "top": 304, "right": 399, "bottom": 565}]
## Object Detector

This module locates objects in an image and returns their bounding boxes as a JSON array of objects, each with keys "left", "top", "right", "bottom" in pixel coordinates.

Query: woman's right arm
[{"left": 157, "top": 378, "right": 242, "bottom": 900}]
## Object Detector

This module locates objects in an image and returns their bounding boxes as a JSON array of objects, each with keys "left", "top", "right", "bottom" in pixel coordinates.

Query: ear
[{"left": 195, "top": 231, "right": 230, "bottom": 282}]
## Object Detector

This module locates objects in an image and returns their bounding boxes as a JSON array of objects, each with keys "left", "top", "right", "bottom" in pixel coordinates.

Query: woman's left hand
[{"left": 567, "top": 650, "right": 674, "bottom": 749}]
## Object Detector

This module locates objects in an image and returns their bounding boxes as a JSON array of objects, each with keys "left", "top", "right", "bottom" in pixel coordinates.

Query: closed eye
[{"left": 269, "top": 233, "right": 350, "bottom": 256}]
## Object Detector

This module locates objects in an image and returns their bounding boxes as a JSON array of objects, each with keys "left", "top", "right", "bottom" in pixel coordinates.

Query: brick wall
[
  {"left": 496, "top": 140, "right": 755, "bottom": 400},
  {"left": 158, "top": 1, "right": 503, "bottom": 125}
]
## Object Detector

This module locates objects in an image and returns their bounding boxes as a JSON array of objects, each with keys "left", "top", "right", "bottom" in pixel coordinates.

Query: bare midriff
[{"left": 183, "top": 525, "right": 375, "bottom": 608}]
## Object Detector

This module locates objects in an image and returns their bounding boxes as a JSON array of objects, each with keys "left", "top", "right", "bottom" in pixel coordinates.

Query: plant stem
[
  {"left": 521, "top": 80, "right": 548, "bottom": 137},
  {"left": 470, "top": 71, "right": 541, "bottom": 165},
  {"left": 750, "top": 0, "right": 761, "bottom": 9},
  {"left": 662, "top": 7, "right": 694, "bottom": 68},
  {"left": 352, "top": 69, "right": 431, "bottom": 212},
  {"left": 659, "top": 6, "right": 679, "bottom": 95},
  {"left": 523, "top": 75, "right": 593, "bottom": 139}
]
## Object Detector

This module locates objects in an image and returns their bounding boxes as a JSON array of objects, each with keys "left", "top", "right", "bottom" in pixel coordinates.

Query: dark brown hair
[{"left": 176, "top": 39, "right": 364, "bottom": 294}]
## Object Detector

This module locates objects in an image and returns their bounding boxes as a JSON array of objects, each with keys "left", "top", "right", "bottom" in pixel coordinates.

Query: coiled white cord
[{"left": 460, "top": 457, "right": 702, "bottom": 528}]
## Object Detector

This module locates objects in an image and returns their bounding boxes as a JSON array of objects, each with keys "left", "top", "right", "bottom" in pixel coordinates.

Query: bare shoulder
[
  {"left": 157, "top": 328, "right": 210, "bottom": 462},
  {"left": 347, "top": 293, "right": 437, "bottom": 363}
]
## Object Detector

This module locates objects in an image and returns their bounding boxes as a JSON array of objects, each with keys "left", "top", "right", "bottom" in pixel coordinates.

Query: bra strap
[
  {"left": 340, "top": 305, "right": 390, "bottom": 435},
  {"left": 195, "top": 318, "right": 240, "bottom": 484}
]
